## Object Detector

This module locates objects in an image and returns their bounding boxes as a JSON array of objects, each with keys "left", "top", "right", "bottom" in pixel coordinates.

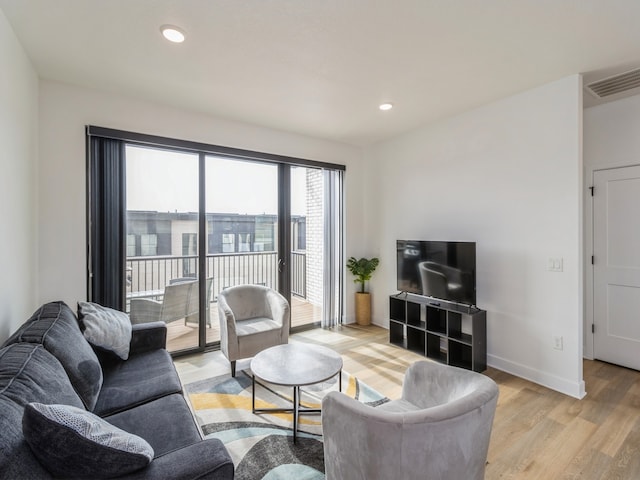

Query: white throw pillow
[{"left": 78, "top": 301, "right": 132, "bottom": 360}]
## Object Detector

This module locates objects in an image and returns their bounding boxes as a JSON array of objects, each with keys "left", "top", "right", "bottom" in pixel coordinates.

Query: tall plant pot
[{"left": 355, "top": 292, "right": 372, "bottom": 326}]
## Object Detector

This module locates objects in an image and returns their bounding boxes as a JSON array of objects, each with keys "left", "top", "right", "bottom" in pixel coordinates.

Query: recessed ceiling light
[
  {"left": 379, "top": 103, "right": 393, "bottom": 111},
  {"left": 160, "top": 25, "right": 185, "bottom": 43}
]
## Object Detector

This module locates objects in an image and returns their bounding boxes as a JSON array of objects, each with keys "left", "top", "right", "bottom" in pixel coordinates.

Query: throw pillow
[
  {"left": 3, "top": 301, "right": 104, "bottom": 411},
  {"left": 78, "top": 301, "right": 132, "bottom": 360},
  {"left": 23, "top": 403, "right": 154, "bottom": 479}
]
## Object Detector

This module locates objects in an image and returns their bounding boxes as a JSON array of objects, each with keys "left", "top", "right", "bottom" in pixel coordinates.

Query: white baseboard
[{"left": 488, "top": 354, "right": 586, "bottom": 399}]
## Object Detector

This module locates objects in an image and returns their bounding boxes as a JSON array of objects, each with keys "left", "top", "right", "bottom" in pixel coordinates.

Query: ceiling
[{"left": 2, "top": 0, "right": 640, "bottom": 146}]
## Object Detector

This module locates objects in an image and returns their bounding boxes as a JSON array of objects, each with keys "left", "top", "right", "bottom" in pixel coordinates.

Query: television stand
[{"left": 388, "top": 293, "right": 487, "bottom": 372}]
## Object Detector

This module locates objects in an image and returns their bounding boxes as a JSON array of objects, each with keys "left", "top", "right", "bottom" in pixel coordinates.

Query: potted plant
[{"left": 347, "top": 257, "right": 380, "bottom": 326}]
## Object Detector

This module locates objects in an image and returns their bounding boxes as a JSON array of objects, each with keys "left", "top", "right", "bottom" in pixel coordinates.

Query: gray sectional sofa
[{"left": 0, "top": 301, "right": 234, "bottom": 479}]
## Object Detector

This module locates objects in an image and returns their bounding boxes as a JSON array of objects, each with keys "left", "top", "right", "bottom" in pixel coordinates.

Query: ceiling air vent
[{"left": 586, "top": 68, "right": 640, "bottom": 99}]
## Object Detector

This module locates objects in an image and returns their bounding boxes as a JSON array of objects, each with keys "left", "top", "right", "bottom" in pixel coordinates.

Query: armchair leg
[{"left": 231, "top": 361, "right": 236, "bottom": 377}]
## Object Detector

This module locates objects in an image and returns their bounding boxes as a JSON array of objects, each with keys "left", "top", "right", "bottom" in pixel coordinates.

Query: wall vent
[{"left": 586, "top": 67, "right": 640, "bottom": 98}]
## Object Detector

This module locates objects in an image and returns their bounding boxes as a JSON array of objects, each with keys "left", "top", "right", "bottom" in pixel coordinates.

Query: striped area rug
[{"left": 185, "top": 369, "right": 388, "bottom": 480}]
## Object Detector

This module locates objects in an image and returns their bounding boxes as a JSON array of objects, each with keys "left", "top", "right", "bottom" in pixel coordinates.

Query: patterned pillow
[
  {"left": 78, "top": 302, "right": 132, "bottom": 360},
  {"left": 22, "top": 403, "right": 154, "bottom": 479}
]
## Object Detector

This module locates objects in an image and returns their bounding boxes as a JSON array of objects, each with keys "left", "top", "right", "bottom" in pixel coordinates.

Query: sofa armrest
[
  {"left": 130, "top": 322, "right": 167, "bottom": 355},
  {"left": 124, "top": 438, "right": 234, "bottom": 480}
]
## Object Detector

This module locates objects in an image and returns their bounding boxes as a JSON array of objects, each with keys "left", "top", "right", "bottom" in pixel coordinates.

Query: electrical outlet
[{"left": 553, "top": 335, "right": 563, "bottom": 350}]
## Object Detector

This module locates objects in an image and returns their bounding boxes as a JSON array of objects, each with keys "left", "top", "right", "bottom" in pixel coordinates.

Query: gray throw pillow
[
  {"left": 23, "top": 403, "right": 154, "bottom": 479},
  {"left": 3, "top": 302, "right": 104, "bottom": 411},
  {"left": 78, "top": 302, "right": 132, "bottom": 360}
]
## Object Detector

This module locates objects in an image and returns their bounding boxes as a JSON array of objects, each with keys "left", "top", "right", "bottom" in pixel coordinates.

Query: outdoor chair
[
  {"left": 217, "top": 284, "right": 290, "bottom": 377},
  {"left": 129, "top": 277, "right": 213, "bottom": 327},
  {"left": 322, "top": 360, "right": 499, "bottom": 480}
]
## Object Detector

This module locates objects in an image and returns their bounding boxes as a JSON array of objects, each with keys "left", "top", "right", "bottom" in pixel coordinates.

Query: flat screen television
[{"left": 397, "top": 240, "right": 476, "bottom": 306}]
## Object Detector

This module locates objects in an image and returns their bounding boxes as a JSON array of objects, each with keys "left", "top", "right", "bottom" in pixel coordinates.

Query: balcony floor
[{"left": 166, "top": 296, "right": 321, "bottom": 352}]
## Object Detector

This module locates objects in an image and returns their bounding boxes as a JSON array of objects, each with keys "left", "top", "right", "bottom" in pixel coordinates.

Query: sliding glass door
[{"left": 88, "top": 126, "right": 344, "bottom": 355}]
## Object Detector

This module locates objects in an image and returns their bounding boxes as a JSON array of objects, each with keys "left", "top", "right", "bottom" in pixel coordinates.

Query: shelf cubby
[
  {"left": 407, "top": 326, "right": 426, "bottom": 355},
  {"left": 426, "top": 307, "right": 447, "bottom": 334},
  {"left": 389, "top": 297, "right": 406, "bottom": 322},
  {"left": 448, "top": 341, "right": 473, "bottom": 370},
  {"left": 406, "top": 301, "right": 422, "bottom": 328},
  {"left": 389, "top": 320, "right": 405, "bottom": 347},
  {"left": 426, "top": 332, "right": 447, "bottom": 363}
]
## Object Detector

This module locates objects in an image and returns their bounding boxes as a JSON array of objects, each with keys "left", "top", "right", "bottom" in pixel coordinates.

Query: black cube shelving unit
[{"left": 388, "top": 293, "right": 487, "bottom": 372}]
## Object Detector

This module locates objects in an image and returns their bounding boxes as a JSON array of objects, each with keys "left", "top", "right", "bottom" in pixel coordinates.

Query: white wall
[
  {"left": 584, "top": 94, "right": 640, "bottom": 169},
  {"left": 0, "top": 9, "right": 39, "bottom": 342},
  {"left": 38, "top": 80, "right": 364, "bottom": 317},
  {"left": 364, "top": 75, "right": 585, "bottom": 398},
  {"left": 583, "top": 93, "right": 640, "bottom": 359}
]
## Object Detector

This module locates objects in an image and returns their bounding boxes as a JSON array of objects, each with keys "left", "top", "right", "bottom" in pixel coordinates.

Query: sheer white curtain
[{"left": 322, "top": 169, "right": 344, "bottom": 328}]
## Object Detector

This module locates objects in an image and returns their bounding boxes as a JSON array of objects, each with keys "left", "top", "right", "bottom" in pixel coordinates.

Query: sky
[{"left": 125, "top": 145, "right": 307, "bottom": 216}]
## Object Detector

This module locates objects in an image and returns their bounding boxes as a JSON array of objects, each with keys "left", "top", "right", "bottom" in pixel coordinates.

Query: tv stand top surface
[{"left": 394, "top": 292, "right": 482, "bottom": 314}]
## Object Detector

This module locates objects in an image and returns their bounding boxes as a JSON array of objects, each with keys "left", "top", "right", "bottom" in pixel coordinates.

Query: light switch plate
[
  {"left": 548, "top": 257, "right": 563, "bottom": 272},
  {"left": 553, "top": 335, "right": 563, "bottom": 350}
]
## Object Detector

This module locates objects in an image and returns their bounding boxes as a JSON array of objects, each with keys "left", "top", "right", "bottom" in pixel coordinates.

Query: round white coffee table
[{"left": 250, "top": 343, "right": 343, "bottom": 443}]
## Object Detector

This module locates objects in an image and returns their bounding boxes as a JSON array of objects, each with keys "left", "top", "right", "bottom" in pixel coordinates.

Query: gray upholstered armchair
[
  {"left": 322, "top": 360, "right": 499, "bottom": 480},
  {"left": 217, "top": 284, "right": 290, "bottom": 377}
]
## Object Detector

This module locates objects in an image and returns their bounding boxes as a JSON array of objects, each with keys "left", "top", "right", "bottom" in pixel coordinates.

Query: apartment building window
[
  {"left": 221, "top": 233, "right": 235, "bottom": 253},
  {"left": 254, "top": 217, "right": 275, "bottom": 252},
  {"left": 238, "top": 233, "right": 251, "bottom": 252},
  {"left": 182, "top": 233, "right": 197, "bottom": 256},
  {"left": 126, "top": 234, "right": 136, "bottom": 257},
  {"left": 140, "top": 233, "right": 157, "bottom": 256}
]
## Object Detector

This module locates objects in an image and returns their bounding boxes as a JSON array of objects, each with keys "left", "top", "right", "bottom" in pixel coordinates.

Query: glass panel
[
  {"left": 205, "top": 156, "right": 279, "bottom": 344},
  {"left": 291, "top": 166, "right": 323, "bottom": 327},
  {"left": 124, "top": 145, "right": 200, "bottom": 352}
]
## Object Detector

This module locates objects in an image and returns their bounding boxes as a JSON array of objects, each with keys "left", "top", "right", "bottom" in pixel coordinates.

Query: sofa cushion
[
  {"left": 106, "top": 393, "right": 202, "bottom": 456},
  {"left": 0, "top": 343, "right": 85, "bottom": 479},
  {"left": 93, "top": 348, "right": 182, "bottom": 416},
  {"left": 3, "top": 301, "right": 103, "bottom": 411},
  {"left": 78, "top": 301, "right": 132, "bottom": 360},
  {"left": 23, "top": 403, "right": 153, "bottom": 479}
]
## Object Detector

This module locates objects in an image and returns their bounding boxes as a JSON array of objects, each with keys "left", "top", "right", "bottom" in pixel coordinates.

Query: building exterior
[{"left": 125, "top": 211, "right": 309, "bottom": 301}]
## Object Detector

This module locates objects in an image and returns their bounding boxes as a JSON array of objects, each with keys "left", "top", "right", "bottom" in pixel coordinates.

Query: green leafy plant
[{"left": 347, "top": 257, "right": 380, "bottom": 293}]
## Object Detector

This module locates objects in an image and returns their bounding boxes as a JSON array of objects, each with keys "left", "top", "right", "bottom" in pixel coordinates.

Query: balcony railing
[
  {"left": 126, "top": 251, "right": 306, "bottom": 305},
  {"left": 290, "top": 251, "right": 306, "bottom": 298}
]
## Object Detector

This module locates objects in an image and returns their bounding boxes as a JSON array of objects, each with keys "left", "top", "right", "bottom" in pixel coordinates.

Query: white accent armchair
[
  {"left": 217, "top": 284, "right": 290, "bottom": 377},
  {"left": 322, "top": 360, "right": 499, "bottom": 480}
]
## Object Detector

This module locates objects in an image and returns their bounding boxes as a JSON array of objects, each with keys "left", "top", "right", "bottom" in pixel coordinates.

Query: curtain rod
[{"left": 86, "top": 125, "right": 346, "bottom": 171}]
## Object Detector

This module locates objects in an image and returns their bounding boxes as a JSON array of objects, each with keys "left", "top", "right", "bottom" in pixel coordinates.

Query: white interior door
[{"left": 593, "top": 165, "right": 640, "bottom": 370}]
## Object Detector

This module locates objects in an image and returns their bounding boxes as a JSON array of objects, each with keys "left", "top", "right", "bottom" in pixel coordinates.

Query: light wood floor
[{"left": 174, "top": 325, "right": 640, "bottom": 480}]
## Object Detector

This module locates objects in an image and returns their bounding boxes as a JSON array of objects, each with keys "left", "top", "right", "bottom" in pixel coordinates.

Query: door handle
[{"left": 278, "top": 258, "right": 286, "bottom": 273}]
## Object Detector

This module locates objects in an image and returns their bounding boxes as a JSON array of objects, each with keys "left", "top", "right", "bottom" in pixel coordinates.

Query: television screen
[{"left": 397, "top": 240, "right": 476, "bottom": 306}]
